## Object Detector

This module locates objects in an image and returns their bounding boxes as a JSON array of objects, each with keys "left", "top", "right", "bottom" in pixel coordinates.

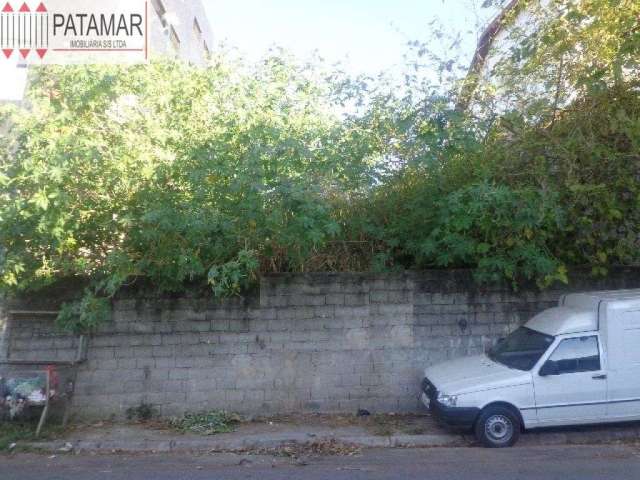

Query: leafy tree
[
  {"left": 0, "top": 54, "right": 376, "bottom": 330},
  {"left": 342, "top": 0, "right": 639, "bottom": 286},
  {"left": 1, "top": 2, "right": 638, "bottom": 332}
]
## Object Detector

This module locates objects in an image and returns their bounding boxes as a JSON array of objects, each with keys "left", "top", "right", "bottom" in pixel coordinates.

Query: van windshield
[{"left": 488, "top": 327, "right": 554, "bottom": 371}]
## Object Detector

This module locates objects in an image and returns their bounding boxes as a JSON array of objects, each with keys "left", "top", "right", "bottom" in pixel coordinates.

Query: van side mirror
[{"left": 539, "top": 361, "right": 559, "bottom": 377}]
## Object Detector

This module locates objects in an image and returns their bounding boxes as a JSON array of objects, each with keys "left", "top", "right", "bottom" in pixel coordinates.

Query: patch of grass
[
  {"left": 168, "top": 411, "right": 241, "bottom": 435},
  {"left": 0, "top": 420, "right": 66, "bottom": 452}
]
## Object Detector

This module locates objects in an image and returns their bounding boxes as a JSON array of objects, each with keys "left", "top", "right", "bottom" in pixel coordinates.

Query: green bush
[
  {"left": 168, "top": 410, "right": 241, "bottom": 435},
  {"left": 0, "top": 55, "right": 375, "bottom": 328},
  {"left": 0, "top": 2, "right": 638, "bottom": 331}
]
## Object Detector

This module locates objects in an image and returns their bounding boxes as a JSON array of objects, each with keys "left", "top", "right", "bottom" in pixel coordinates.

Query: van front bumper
[{"left": 421, "top": 392, "right": 480, "bottom": 427}]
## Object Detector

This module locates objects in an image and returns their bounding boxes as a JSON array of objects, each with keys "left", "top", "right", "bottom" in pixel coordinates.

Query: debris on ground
[
  {"left": 253, "top": 439, "right": 361, "bottom": 458},
  {"left": 58, "top": 442, "right": 73, "bottom": 453}
]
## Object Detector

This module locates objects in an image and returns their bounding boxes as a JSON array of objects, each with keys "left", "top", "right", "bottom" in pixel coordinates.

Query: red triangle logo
[
  {"left": 2, "top": 48, "right": 13, "bottom": 59},
  {"left": 36, "top": 2, "right": 46, "bottom": 12},
  {"left": 19, "top": 48, "right": 30, "bottom": 59},
  {"left": 1, "top": 2, "right": 13, "bottom": 12},
  {"left": 18, "top": 1, "right": 29, "bottom": 11},
  {"left": 36, "top": 48, "right": 47, "bottom": 59}
]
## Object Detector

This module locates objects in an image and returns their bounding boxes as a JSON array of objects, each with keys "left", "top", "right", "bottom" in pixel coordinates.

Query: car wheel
[{"left": 474, "top": 406, "right": 521, "bottom": 448}]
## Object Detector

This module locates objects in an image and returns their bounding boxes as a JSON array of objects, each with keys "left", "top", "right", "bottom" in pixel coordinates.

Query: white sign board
[{"left": 0, "top": 0, "right": 149, "bottom": 64}]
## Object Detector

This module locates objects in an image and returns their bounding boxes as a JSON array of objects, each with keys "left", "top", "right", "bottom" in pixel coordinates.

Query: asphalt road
[{"left": 2, "top": 445, "right": 640, "bottom": 480}]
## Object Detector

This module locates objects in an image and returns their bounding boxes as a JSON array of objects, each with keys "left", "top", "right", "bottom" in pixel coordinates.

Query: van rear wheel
[{"left": 474, "top": 406, "right": 520, "bottom": 448}]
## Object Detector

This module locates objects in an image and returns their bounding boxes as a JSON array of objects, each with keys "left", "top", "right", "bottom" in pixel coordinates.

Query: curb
[
  {"left": 20, "top": 426, "right": 640, "bottom": 454},
  {"left": 24, "top": 432, "right": 467, "bottom": 454}
]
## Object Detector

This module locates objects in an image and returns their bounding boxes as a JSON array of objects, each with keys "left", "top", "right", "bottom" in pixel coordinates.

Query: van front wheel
[{"left": 474, "top": 406, "right": 521, "bottom": 448}]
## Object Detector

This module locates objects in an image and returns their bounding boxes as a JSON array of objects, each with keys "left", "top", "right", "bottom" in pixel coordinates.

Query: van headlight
[{"left": 437, "top": 393, "right": 458, "bottom": 407}]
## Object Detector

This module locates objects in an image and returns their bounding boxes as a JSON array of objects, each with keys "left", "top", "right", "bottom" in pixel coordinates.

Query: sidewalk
[{"left": 19, "top": 414, "right": 640, "bottom": 454}]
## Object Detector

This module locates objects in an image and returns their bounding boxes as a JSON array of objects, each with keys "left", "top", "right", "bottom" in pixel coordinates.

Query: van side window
[{"left": 543, "top": 336, "right": 601, "bottom": 374}]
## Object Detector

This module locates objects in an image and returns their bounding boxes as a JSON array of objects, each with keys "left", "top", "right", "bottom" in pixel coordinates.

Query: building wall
[
  {"left": 3, "top": 270, "right": 640, "bottom": 419},
  {"left": 149, "top": 0, "right": 214, "bottom": 65}
]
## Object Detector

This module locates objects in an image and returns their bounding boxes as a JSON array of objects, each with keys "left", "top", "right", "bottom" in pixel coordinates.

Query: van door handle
[{"left": 592, "top": 374, "right": 607, "bottom": 380}]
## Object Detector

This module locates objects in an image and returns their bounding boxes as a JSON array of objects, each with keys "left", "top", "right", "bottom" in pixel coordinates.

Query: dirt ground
[
  {"left": 249, "top": 412, "right": 450, "bottom": 437},
  {"left": 59, "top": 412, "right": 448, "bottom": 439}
]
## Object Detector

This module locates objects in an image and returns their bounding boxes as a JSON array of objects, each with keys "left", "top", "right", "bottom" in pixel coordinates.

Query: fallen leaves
[{"left": 254, "top": 439, "right": 361, "bottom": 459}]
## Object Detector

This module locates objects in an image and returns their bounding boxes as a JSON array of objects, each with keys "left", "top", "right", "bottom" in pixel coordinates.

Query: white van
[{"left": 421, "top": 289, "right": 640, "bottom": 447}]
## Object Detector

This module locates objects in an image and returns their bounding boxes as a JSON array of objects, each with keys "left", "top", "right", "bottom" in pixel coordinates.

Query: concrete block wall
[
  {"left": 6, "top": 312, "right": 81, "bottom": 363},
  {"left": 3, "top": 269, "right": 640, "bottom": 418}
]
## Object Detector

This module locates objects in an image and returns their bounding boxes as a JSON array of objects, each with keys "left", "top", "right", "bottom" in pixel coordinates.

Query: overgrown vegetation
[
  {"left": 55, "top": 290, "right": 111, "bottom": 334},
  {"left": 0, "top": 420, "right": 66, "bottom": 451},
  {"left": 125, "top": 402, "right": 159, "bottom": 422},
  {"left": 0, "top": 0, "right": 638, "bottom": 330},
  {"left": 168, "top": 410, "right": 241, "bottom": 435}
]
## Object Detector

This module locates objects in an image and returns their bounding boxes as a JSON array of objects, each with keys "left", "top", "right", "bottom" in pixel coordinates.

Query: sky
[
  {"left": 203, "top": 0, "right": 492, "bottom": 75},
  {"left": 0, "top": 0, "right": 495, "bottom": 101}
]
